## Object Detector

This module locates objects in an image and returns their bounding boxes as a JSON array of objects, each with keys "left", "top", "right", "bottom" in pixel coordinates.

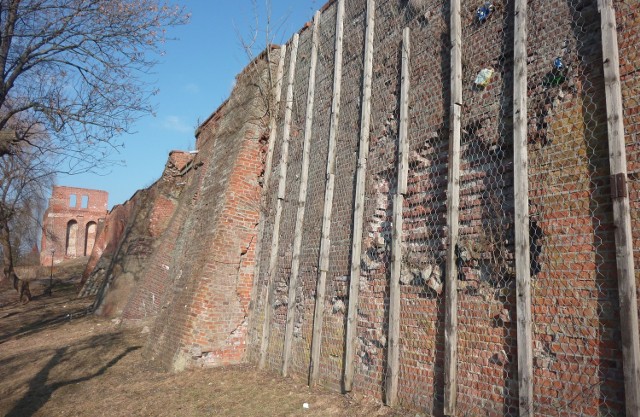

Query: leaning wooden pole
[
  {"left": 251, "top": 45, "right": 287, "bottom": 359},
  {"left": 598, "top": 1, "right": 640, "bottom": 415},
  {"left": 444, "top": 0, "right": 462, "bottom": 413},
  {"left": 259, "top": 35, "right": 300, "bottom": 369},
  {"left": 282, "top": 12, "right": 320, "bottom": 378},
  {"left": 343, "top": 0, "right": 375, "bottom": 392},
  {"left": 513, "top": 0, "right": 533, "bottom": 415},
  {"left": 309, "top": 0, "right": 345, "bottom": 387},
  {"left": 385, "top": 26, "right": 410, "bottom": 408}
]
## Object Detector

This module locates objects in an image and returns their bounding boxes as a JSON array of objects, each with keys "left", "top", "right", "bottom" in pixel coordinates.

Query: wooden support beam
[
  {"left": 259, "top": 35, "right": 300, "bottom": 369},
  {"left": 250, "top": 45, "right": 287, "bottom": 363},
  {"left": 343, "top": 0, "right": 376, "bottom": 393},
  {"left": 385, "top": 26, "right": 410, "bottom": 408},
  {"left": 513, "top": 0, "right": 533, "bottom": 415},
  {"left": 282, "top": 11, "right": 321, "bottom": 378},
  {"left": 309, "top": 0, "right": 345, "bottom": 387},
  {"left": 444, "top": 0, "right": 462, "bottom": 413},
  {"left": 598, "top": 1, "right": 640, "bottom": 415}
]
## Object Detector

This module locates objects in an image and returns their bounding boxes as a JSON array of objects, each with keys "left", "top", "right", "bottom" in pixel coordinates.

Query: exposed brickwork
[
  {"left": 246, "top": 0, "right": 637, "bottom": 415},
  {"left": 616, "top": 0, "right": 640, "bottom": 354},
  {"left": 80, "top": 152, "right": 191, "bottom": 317},
  {"left": 525, "top": 2, "right": 624, "bottom": 415},
  {"left": 40, "top": 186, "right": 108, "bottom": 266},
  {"left": 168, "top": 150, "right": 194, "bottom": 172},
  {"left": 143, "top": 55, "right": 272, "bottom": 371},
  {"left": 80, "top": 0, "right": 639, "bottom": 414},
  {"left": 79, "top": 202, "right": 134, "bottom": 296}
]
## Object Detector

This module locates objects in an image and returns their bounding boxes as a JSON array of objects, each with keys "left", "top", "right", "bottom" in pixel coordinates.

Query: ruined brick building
[
  {"left": 40, "top": 186, "right": 108, "bottom": 265},
  {"left": 79, "top": 0, "right": 640, "bottom": 415}
]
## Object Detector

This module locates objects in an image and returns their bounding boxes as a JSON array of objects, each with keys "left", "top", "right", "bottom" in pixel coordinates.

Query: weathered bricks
[
  {"left": 40, "top": 186, "right": 108, "bottom": 266},
  {"left": 81, "top": 0, "right": 640, "bottom": 414}
]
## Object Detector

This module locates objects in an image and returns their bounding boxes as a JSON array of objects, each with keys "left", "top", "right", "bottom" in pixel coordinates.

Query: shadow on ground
[{"left": 5, "top": 341, "right": 140, "bottom": 417}]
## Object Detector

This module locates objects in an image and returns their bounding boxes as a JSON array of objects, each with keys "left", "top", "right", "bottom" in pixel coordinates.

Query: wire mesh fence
[
  {"left": 247, "top": 0, "right": 639, "bottom": 415},
  {"left": 527, "top": 1, "right": 624, "bottom": 415}
]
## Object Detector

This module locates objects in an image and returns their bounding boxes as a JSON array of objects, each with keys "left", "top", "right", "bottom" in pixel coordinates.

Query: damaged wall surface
[
  {"left": 80, "top": 150, "right": 192, "bottom": 318},
  {"left": 41, "top": 186, "right": 108, "bottom": 266},
  {"left": 84, "top": 0, "right": 640, "bottom": 415},
  {"left": 141, "top": 55, "right": 272, "bottom": 370}
]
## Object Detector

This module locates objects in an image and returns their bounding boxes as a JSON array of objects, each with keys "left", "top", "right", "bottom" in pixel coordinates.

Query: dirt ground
[{"left": 0, "top": 261, "right": 416, "bottom": 417}]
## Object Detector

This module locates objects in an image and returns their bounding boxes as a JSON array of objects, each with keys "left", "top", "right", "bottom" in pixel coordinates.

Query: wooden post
[
  {"left": 385, "top": 27, "right": 410, "bottom": 407},
  {"left": 259, "top": 34, "right": 299, "bottom": 369},
  {"left": 251, "top": 45, "right": 287, "bottom": 362},
  {"left": 343, "top": 0, "right": 376, "bottom": 393},
  {"left": 282, "top": 11, "right": 320, "bottom": 378},
  {"left": 513, "top": 0, "right": 533, "bottom": 415},
  {"left": 309, "top": 0, "right": 345, "bottom": 387},
  {"left": 444, "top": 0, "right": 461, "bottom": 413},
  {"left": 598, "top": 1, "right": 640, "bottom": 415}
]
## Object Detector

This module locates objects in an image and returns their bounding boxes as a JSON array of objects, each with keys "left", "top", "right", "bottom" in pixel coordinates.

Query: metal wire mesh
[
  {"left": 616, "top": 0, "right": 640, "bottom": 380},
  {"left": 247, "top": 0, "right": 638, "bottom": 415},
  {"left": 451, "top": 0, "right": 518, "bottom": 414},
  {"left": 527, "top": 1, "right": 623, "bottom": 415}
]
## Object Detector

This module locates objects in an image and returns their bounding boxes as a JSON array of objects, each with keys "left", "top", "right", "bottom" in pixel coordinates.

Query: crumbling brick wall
[
  {"left": 525, "top": 1, "right": 624, "bottom": 415},
  {"left": 80, "top": 151, "right": 191, "bottom": 318},
  {"left": 79, "top": 202, "right": 133, "bottom": 296},
  {"left": 81, "top": 0, "right": 638, "bottom": 414},
  {"left": 143, "top": 53, "right": 273, "bottom": 370},
  {"left": 40, "top": 186, "right": 108, "bottom": 266},
  {"left": 246, "top": 0, "right": 638, "bottom": 415}
]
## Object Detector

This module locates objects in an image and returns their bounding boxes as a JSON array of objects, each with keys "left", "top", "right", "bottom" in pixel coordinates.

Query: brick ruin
[
  {"left": 79, "top": 150, "right": 194, "bottom": 317},
  {"left": 79, "top": 0, "right": 640, "bottom": 415},
  {"left": 40, "top": 186, "right": 108, "bottom": 266}
]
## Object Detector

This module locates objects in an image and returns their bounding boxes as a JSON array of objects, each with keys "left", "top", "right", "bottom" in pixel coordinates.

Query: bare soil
[{"left": 0, "top": 261, "right": 415, "bottom": 417}]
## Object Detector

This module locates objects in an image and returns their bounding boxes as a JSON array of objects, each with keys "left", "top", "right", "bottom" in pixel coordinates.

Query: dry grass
[{"left": 0, "top": 261, "right": 416, "bottom": 417}]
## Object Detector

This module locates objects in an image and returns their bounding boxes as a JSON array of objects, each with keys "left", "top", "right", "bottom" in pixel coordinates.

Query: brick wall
[
  {"left": 81, "top": 0, "right": 639, "bottom": 414},
  {"left": 143, "top": 54, "right": 272, "bottom": 370},
  {"left": 81, "top": 152, "right": 191, "bottom": 318},
  {"left": 617, "top": 0, "right": 640, "bottom": 366},
  {"left": 246, "top": 0, "right": 638, "bottom": 415},
  {"left": 40, "top": 186, "right": 108, "bottom": 265},
  {"left": 79, "top": 202, "right": 134, "bottom": 296}
]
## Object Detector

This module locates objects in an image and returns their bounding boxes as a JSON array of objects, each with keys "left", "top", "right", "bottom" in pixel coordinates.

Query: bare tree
[
  {"left": 0, "top": 128, "right": 55, "bottom": 301},
  {"left": 0, "top": 0, "right": 189, "bottom": 167}
]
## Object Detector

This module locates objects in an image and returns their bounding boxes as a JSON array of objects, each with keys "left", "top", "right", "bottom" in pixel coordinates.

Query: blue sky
[{"left": 57, "top": 1, "right": 320, "bottom": 209}]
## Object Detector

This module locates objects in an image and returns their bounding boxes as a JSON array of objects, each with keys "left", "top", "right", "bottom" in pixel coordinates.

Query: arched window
[
  {"left": 84, "top": 221, "right": 97, "bottom": 256},
  {"left": 66, "top": 220, "right": 78, "bottom": 257}
]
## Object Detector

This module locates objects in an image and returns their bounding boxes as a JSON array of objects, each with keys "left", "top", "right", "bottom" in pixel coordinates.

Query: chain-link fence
[{"left": 248, "top": 0, "right": 639, "bottom": 415}]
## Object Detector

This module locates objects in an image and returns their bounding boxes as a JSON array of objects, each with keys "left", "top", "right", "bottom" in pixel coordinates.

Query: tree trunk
[
  {"left": 0, "top": 222, "right": 31, "bottom": 302},
  {"left": 0, "top": 130, "right": 17, "bottom": 157}
]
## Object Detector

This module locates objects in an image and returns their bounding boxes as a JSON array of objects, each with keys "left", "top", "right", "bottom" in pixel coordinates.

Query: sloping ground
[{"left": 0, "top": 262, "right": 415, "bottom": 417}]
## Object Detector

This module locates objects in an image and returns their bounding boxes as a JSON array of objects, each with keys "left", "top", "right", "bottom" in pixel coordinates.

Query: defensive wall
[
  {"left": 79, "top": 150, "right": 194, "bottom": 319},
  {"left": 83, "top": 0, "right": 640, "bottom": 415}
]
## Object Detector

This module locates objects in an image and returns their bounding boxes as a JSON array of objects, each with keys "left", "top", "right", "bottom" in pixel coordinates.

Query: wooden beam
[
  {"left": 385, "top": 26, "right": 410, "bottom": 407},
  {"left": 259, "top": 35, "right": 300, "bottom": 369},
  {"left": 513, "top": 0, "right": 533, "bottom": 415},
  {"left": 282, "top": 11, "right": 321, "bottom": 378},
  {"left": 251, "top": 45, "right": 287, "bottom": 364},
  {"left": 309, "top": 0, "right": 345, "bottom": 387},
  {"left": 343, "top": 0, "right": 376, "bottom": 393},
  {"left": 598, "top": 1, "right": 640, "bottom": 415},
  {"left": 444, "top": 0, "right": 462, "bottom": 413}
]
